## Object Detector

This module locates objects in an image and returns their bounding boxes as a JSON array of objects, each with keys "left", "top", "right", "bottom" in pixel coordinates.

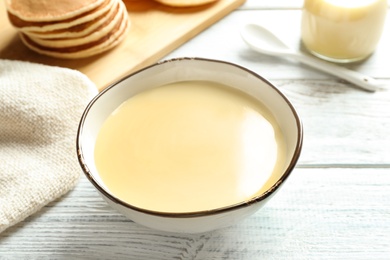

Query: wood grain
[
  {"left": 0, "top": 0, "right": 245, "bottom": 91},
  {"left": 1, "top": 169, "right": 389, "bottom": 259}
]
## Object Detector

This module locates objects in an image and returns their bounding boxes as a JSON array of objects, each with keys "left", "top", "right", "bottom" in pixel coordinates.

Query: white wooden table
[{"left": 1, "top": 0, "right": 390, "bottom": 259}]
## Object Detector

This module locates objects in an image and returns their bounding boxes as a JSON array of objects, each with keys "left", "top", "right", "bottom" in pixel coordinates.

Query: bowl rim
[{"left": 77, "top": 57, "right": 303, "bottom": 218}]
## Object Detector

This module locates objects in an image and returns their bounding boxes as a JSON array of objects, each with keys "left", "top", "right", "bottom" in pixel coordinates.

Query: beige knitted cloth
[{"left": 0, "top": 59, "right": 97, "bottom": 233}]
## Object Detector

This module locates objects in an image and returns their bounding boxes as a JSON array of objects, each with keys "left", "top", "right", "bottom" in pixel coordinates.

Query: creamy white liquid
[
  {"left": 301, "top": 0, "right": 387, "bottom": 62},
  {"left": 94, "top": 81, "right": 286, "bottom": 212}
]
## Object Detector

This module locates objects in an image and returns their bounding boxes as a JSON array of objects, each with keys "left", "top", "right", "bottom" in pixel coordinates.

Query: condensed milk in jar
[{"left": 301, "top": 0, "right": 388, "bottom": 63}]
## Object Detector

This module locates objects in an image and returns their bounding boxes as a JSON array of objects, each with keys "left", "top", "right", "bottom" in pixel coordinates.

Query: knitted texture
[{"left": 0, "top": 59, "right": 97, "bottom": 233}]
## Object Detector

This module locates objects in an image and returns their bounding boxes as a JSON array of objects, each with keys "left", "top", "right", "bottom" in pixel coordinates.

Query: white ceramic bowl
[{"left": 77, "top": 57, "right": 303, "bottom": 233}]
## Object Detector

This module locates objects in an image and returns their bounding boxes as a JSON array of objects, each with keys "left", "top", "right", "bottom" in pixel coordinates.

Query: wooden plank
[
  {"left": 0, "top": 0, "right": 245, "bottom": 91},
  {"left": 1, "top": 168, "right": 389, "bottom": 258},
  {"left": 275, "top": 79, "right": 390, "bottom": 166}
]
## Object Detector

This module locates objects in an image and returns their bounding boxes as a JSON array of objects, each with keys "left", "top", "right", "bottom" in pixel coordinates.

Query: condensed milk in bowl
[
  {"left": 301, "top": 0, "right": 388, "bottom": 63},
  {"left": 77, "top": 58, "right": 303, "bottom": 233}
]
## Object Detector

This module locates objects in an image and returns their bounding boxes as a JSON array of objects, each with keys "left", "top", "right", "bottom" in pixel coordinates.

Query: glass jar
[{"left": 301, "top": 0, "right": 388, "bottom": 63}]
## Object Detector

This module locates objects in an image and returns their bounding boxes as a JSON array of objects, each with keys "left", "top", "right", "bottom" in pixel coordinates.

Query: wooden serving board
[{"left": 0, "top": 0, "right": 245, "bottom": 91}]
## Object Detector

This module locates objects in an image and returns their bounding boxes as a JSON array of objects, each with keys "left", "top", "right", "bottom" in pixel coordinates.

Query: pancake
[
  {"left": 153, "top": 0, "right": 218, "bottom": 7},
  {"left": 24, "top": 3, "right": 119, "bottom": 39},
  {"left": 27, "top": 1, "right": 124, "bottom": 47},
  {"left": 20, "top": 7, "right": 130, "bottom": 59},
  {"left": 8, "top": 0, "right": 130, "bottom": 59},
  {"left": 5, "top": 0, "right": 106, "bottom": 22},
  {"left": 8, "top": 0, "right": 114, "bottom": 32}
]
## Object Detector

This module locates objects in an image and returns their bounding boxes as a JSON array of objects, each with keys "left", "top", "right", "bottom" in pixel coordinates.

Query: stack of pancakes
[{"left": 6, "top": 0, "right": 130, "bottom": 59}]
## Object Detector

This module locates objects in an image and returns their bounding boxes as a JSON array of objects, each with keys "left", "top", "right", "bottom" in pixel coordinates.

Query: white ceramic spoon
[{"left": 240, "top": 23, "right": 384, "bottom": 92}]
